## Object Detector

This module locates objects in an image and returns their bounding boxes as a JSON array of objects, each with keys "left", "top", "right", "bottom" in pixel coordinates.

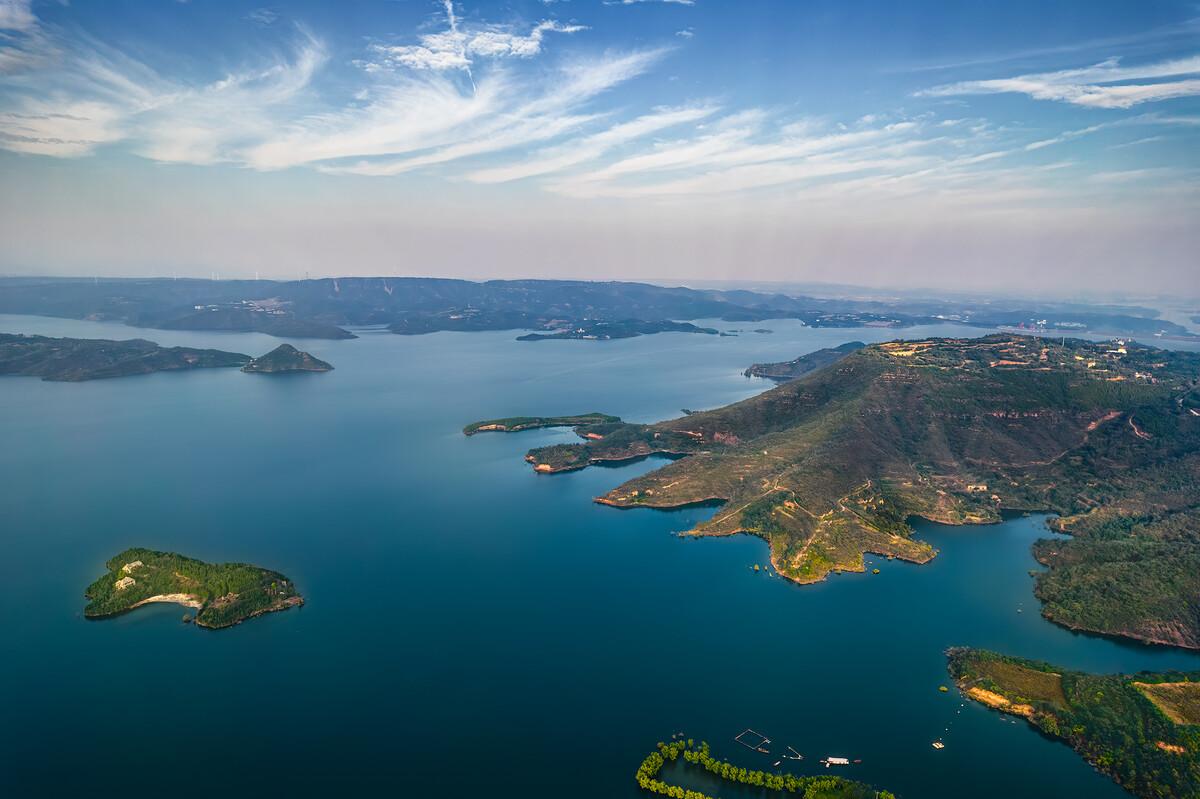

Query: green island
[
  {"left": 474, "top": 334, "right": 1200, "bottom": 648},
  {"left": 84, "top": 548, "right": 303, "bottom": 629},
  {"left": 744, "top": 341, "right": 865, "bottom": 381},
  {"left": 636, "top": 740, "right": 890, "bottom": 799},
  {"left": 241, "top": 343, "right": 333, "bottom": 373},
  {"left": 463, "top": 413, "right": 621, "bottom": 436},
  {"left": 947, "top": 648, "right": 1200, "bottom": 799},
  {"left": 0, "top": 333, "right": 250, "bottom": 381}
]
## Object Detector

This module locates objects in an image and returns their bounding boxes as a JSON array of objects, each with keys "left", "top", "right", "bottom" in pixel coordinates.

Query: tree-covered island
[
  {"left": 473, "top": 334, "right": 1200, "bottom": 649},
  {"left": 948, "top": 648, "right": 1200, "bottom": 799},
  {"left": 84, "top": 548, "right": 303, "bottom": 629}
]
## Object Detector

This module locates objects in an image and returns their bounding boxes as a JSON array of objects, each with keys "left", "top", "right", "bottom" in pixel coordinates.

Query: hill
[
  {"left": 0, "top": 333, "right": 249, "bottom": 381},
  {"left": 242, "top": 344, "right": 333, "bottom": 373},
  {"left": 84, "top": 548, "right": 303, "bottom": 629},
  {"left": 948, "top": 648, "right": 1200, "bottom": 799},
  {"left": 481, "top": 335, "right": 1200, "bottom": 648}
]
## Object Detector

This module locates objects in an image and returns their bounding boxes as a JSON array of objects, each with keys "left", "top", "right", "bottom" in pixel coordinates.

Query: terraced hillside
[{"left": 481, "top": 335, "right": 1200, "bottom": 648}]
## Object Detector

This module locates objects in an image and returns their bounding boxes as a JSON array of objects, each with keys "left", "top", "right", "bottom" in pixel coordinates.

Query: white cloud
[
  {"left": 919, "top": 55, "right": 1200, "bottom": 109},
  {"left": 246, "top": 8, "right": 279, "bottom": 26},
  {"left": 0, "top": 0, "right": 35, "bottom": 32},
  {"left": 675, "top": 28, "right": 694, "bottom": 39},
  {"left": 364, "top": 0, "right": 584, "bottom": 76}
]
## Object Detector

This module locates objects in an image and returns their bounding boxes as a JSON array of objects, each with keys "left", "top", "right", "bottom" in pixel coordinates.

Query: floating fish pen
[
  {"left": 783, "top": 746, "right": 803, "bottom": 760},
  {"left": 735, "top": 729, "right": 771, "bottom": 752}
]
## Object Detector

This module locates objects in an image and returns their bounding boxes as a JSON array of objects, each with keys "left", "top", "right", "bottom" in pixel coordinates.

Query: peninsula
[
  {"left": 0, "top": 333, "right": 250, "bottom": 381},
  {"left": 84, "top": 548, "right": 303, "bottom": 629},
  {"left": 947, "top": 648, "right": 1199, "bottom": 799},
  {"left": 475, "top": 335, "right": 1200, "bottom": 649},
  {"left": 241, "top": 343, "right": 333, "bottom": 373},
  {"left": 744, "top": 341, "right": 865, "bottom": 381},
  {"left": 463, "top": 413, "right": 620, "bottom": 436}
]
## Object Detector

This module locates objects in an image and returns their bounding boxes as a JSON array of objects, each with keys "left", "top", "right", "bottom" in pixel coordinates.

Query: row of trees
[{"left": 635, "top": 740, "right": 895, "bottom": 799}]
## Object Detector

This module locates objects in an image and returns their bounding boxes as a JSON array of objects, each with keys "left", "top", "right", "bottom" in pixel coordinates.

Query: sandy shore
[{"left": 131, "top": 593, "right": 203, "bottom": 610}]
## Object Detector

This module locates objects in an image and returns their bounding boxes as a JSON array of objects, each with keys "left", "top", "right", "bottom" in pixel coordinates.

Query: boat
[
  {"left": 824, "top": 757, "right": 850, "bottom": 767},
  {"left": 932, "top": 741, "right": 945, "bottom": 750}
]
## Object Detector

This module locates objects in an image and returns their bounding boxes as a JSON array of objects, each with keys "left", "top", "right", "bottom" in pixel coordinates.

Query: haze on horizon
[{"left": 0, "top": 0, "right": 1197, "bottom": 296}]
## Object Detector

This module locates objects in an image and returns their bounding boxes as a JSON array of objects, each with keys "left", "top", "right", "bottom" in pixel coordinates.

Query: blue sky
[{"left": 0, "top": 0, "right": 1197, "bottom": 293}]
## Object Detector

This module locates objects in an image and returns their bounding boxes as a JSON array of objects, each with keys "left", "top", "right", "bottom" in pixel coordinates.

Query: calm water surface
[{"left": 1, "top": 314, "right": 1197, "bottom": 798}]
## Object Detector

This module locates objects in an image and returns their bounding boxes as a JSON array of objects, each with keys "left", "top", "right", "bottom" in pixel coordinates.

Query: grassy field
[
  {"left": 1134, "top": 681, "right": 1200, "bottom": 725},
  {"left": 967, "top": 657, "right": 1068, "bottom": 708}
]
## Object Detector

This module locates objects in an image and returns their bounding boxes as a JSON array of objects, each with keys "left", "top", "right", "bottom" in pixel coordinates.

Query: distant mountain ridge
[{"left": 0, "top": 276, "right": 1188, "bottom": 342}]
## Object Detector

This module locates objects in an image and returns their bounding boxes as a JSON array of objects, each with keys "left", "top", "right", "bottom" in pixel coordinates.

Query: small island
[
  {"left": 744, "top": 341, "right": 865, "bottom": 381},
  {"left": 516, "top": 320, "right": 718, "bottom": 341},
  {"left": 947, "top": 648, "right": 1200, "bottom": 799},
  {"left": 0, "top": 333, "right": 250, "bottom": 381},
  {"left": 241, "top": 343, "right": 333, "bottom": 373},
  {"left": 463, "top": 413, "right": 620, "bottom": 436},
  {"left": 84, "top": 548, "right": 303, "bottom": 629}
]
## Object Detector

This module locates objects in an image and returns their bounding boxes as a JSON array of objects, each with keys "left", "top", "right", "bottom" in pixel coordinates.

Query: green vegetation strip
[{"left": 636, "top": 740, "right": 891, "bottom": 799}]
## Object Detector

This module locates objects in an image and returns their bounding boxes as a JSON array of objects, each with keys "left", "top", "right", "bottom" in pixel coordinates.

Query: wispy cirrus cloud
[
  {"left": 465, "top": 103, "right": 716, "bottom": 183},
  {"left": 605, "top": 1, "right": 695, "bottom": 6},
  {"left": 0, "top": 28, "right": 327, "bottom": 161},
  {"left": 0, "top": 0, "right": 658, "bottom": 172},
  {"left": 919, "top": 54, "right": 1200, "bottom": 108},
  {"left": 0, "top": 0, "right": 34, "bottom": 32},
  {"left": 315, "top": 47, "right": 667, "bottom": 176}
]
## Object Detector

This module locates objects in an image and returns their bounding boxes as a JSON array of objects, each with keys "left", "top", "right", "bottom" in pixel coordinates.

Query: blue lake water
[{"left": 1, "top": 313, "right": 1197, "bottom": 798}]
